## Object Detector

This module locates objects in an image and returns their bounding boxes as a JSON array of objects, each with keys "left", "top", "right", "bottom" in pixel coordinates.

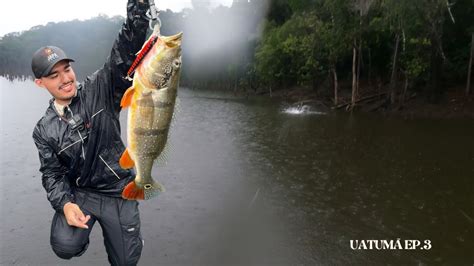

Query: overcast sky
[{"left": 0, "top": 0, "right": 233, "bottom": 37}]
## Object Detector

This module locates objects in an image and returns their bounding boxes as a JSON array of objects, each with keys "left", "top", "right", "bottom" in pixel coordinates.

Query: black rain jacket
[{"left": 32, "top": 0, "right": 149, "bottom": 213}]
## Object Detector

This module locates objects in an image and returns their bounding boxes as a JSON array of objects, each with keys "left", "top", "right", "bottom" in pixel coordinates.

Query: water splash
[{"left": 282, "top": 105, "right": 326, "bottom": 115}]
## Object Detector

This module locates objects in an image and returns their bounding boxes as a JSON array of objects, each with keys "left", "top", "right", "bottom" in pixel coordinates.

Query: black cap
[{"left": 31, "top": 46, "right": 75, "bottom": 78}]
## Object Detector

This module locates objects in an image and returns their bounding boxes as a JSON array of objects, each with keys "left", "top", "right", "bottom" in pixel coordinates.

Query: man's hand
[{"left": 63, "top": 202, "right": 91, "bottom": 229}]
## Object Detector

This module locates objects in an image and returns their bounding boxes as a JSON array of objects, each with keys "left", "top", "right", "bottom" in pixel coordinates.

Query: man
[{"left": 31, "top": 1, "right": 150, "bottom": 265}]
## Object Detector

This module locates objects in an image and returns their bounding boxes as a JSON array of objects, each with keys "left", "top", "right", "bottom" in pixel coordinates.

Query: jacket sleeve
[
  {"left": 33, "top": 126, "right": 74, "bottom": 213},
  {"left": 85, "top": 0, "right": 150, "bottom": 114}
]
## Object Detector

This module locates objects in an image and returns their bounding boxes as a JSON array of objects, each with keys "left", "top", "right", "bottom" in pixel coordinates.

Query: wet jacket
[{"left": 32, "top": 0, "right": 149, "bottom": 213}]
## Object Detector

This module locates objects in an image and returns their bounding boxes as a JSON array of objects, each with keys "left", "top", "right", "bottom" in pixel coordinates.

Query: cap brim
[{"left": 41, "top": 57, "right": 75, "bottom": 78}]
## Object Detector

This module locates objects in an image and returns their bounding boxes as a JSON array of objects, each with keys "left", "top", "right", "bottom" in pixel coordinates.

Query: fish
[{"left": 119, "top": 31, "right": 183, "bottom": 200}]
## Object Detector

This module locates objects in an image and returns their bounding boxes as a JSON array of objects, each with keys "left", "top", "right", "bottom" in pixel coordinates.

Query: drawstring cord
[{"left": 99, "top": 155, "right": 121, "bottom": 180}]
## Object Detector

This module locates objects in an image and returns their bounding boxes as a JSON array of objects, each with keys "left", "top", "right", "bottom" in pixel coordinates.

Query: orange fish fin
[
  {"left": 120, "top": 86, "right": 135, "bottom": 108},
  {"left": 119, "top": 148, "right": 135, "bottom": 169},
  {"left": 122, "top": 181, "right": 145, "bottom": 200}
]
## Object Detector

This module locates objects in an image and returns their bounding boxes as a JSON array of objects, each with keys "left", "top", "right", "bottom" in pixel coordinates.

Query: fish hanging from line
[{"left": 119, "top": 30, "right": 183, "bottom": 200}]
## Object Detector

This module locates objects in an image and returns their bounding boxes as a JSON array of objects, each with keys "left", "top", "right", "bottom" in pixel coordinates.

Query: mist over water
[
  {"left": 184, "top": 1, "right": 267, "bottom": 54},
  {"left": 181, "top": 0, "right": 268, "bottom": 81},
  {"left": 0, "top": 1, "right": 268, "bottom": 83}
]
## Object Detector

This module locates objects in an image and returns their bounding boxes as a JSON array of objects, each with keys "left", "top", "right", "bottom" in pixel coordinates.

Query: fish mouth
[{"left": 162, "top": 32, "right": 183, "bottom": 48}]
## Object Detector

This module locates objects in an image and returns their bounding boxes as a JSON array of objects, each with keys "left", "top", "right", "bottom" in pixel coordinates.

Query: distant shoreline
[
  {"left": 243, "top": 86, "right": 474, "bottom": 119},
  {"left": 3, "top": 76, "right": 474, "bottom": 119}
]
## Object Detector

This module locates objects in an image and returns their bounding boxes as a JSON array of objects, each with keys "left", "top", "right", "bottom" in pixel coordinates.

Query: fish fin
[
  {"left": 154, "top": 97, "right": 179, "bottom": 167},
  {"left": 122, "top": 181, "right": 145, "bottom": 200},
  {"left": 173, "top": 96, "right": 181, "bottom": 117},
  {"left": 122, "top": 179, "right": 165, "bottom": 200},
  {"left": 154, "top": 141, "right": 170, "bottom": 167},
  {"left": 172, "top": 97, "right": 180, "bottom": 130},
  {"left": 120, "top": 86, "right": 135, "bottom": 108},
  {"left": 119, "top": 148, "right": 135, "bottom": 169}
]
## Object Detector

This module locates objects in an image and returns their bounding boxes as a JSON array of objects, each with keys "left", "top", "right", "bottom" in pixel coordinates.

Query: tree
[
  {"left": 381, "top": 0, "right": 418, "bottom": 106},
  {"left": 320, "top": 0, "right": 352, "bottom": 105},
  {"left": 350, "top": 0, "right": 375, "bottom": 110},
  {"left": 467, "top": 33, "right": 473, "bottom": 95}
]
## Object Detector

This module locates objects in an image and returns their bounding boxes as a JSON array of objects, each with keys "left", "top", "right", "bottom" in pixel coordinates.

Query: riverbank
[
  {"left": 389, "top": 90, "right": 474, "bottom": 119},
  {"left": 254, "top": 86, "right": 474, "bottom": 119}
]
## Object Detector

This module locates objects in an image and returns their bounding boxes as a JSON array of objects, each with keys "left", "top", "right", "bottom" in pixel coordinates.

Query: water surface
[{"left": 0, "top": 77, "right": 473, "bottom": 265}]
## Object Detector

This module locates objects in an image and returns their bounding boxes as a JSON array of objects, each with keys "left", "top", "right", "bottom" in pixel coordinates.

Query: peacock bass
[{"left": 119, "top": 31, "right": 183, "bottom": 200}]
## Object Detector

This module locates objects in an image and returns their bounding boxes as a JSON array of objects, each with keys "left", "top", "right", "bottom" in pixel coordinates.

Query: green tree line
[{"left": 256, "top": 0, "right": 474, "bottom": 107}]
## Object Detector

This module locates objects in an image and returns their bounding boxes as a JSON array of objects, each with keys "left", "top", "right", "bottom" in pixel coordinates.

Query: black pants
[{"left": 50, "top": 189, "right": 143, "bottom": 266}]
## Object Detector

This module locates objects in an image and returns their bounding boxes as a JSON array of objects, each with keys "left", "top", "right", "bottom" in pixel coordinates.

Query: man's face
[{"left": 34, "top": 60, "right": 77, "bottom": 105}]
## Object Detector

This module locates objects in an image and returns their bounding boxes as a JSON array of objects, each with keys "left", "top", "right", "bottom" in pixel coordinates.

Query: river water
[{"left": 0, "top": 77, "right": 473, "bottom": 265}]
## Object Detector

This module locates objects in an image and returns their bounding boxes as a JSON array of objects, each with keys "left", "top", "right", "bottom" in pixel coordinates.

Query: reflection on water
[{"left": 0, "top": 77, "right": 473, "bottom": 265}]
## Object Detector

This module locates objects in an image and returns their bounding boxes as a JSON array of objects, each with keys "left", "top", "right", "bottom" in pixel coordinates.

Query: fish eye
[{"left": 173, "top": 59, "right": 181, "bottom": 68}]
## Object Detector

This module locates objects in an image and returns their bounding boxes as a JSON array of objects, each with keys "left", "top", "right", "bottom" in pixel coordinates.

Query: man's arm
[
  {"left": 32, "top": 126, "right": 74, "bottom": 213},
  {"left": 84, "top": 0, "right": 150, "bottom": 114},
  {"left": 33, "top": 128, "right": 91, "bottom": 228}
]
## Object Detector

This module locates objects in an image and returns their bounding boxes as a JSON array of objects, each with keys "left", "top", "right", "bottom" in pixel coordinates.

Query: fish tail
[
  {"left": 122, "top": 181, "right": 145, "bottom": 200},
  {"left": 122, "top": 179, "right": 165, "bottom": 200}
]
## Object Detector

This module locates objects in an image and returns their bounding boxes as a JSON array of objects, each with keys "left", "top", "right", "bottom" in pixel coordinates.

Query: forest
[{"left": 1, "top": 0, "right": 473, "bottom": 111}]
